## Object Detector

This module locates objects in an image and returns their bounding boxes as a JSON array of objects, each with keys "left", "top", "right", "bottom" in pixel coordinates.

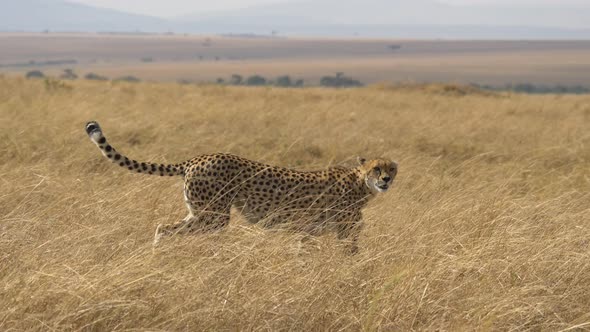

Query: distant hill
[
  {"left": 178, "top": 0, "right": 590, "bottom": 38},
  {"left": 1, "top": 0, "right": 589, "bottom": 39},
  {"left": 180, "top": 0, "right": 590, "bottom": 28},
  {"left": 178, "top": 0, "right": 451, "bottom": 26},
  {"left": 0, "top": 0, "right": 168, "bottom": 32}
]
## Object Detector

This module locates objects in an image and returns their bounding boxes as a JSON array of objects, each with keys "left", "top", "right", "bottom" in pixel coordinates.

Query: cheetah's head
[{"left": 358, "top": 157, "right": 398, "bottom": 193}]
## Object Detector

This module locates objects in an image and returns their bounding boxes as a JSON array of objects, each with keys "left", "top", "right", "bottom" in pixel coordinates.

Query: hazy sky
[{"left": 69, "top": 0, "right": 589, "bottom": 18}]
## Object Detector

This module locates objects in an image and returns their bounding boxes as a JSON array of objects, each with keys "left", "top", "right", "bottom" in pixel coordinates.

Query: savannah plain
[
  {"left": 1, "top": 33, "right": 590, "bottom": 331},
  {"left": 2, "top": 33, "right": 590, "bottom": 86}
]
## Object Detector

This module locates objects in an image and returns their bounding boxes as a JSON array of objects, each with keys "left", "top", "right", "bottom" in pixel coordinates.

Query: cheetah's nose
[{"left": 383, "top": 176, "right": 391, "bottom": 182}]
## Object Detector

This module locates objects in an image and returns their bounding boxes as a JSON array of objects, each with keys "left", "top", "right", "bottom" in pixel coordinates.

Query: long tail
[{"left": 85, "top": 121, "right": 185, "bottom": 177}]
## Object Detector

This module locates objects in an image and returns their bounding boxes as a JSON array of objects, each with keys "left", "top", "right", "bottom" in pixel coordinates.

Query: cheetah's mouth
[{"left": 376, "top": 183, "right": 389, "bottom": 192}]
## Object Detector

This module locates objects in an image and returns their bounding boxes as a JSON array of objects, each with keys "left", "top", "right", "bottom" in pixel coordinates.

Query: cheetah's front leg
[{"left": 336, "top": 214, "right": 363, "bottom": 254}]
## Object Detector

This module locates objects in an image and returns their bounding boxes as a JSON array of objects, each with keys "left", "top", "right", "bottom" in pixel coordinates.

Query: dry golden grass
[{"left": 0, "top": 77, "right": 589, "bottom": 331}]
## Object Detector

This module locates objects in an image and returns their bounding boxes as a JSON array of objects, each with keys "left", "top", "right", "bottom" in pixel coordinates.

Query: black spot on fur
[
  {"left": 105, "top": 145, "right": 112, "bottom": 152},
  {"left": 98, "top": 137, "right": 106, "bottom": 144},
  {"left": 114, "top": 154, "right": 121, "bottom": 160}
]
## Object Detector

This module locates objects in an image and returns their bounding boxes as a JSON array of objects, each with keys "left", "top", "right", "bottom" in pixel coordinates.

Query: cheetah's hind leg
[
  {"left": 153, "top": 214, "right": 197, "bottom": 247},
  {"left": 153, "top": 201, "right": 232, "bottom": 247}
]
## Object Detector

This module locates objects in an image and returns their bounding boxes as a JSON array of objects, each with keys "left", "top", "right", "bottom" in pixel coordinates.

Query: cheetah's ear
[{"left": 357, "top": 156, "right": 367, "bottom": 166}]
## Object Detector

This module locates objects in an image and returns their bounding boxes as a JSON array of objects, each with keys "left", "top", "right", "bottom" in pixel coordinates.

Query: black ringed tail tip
[{"left": 85, "top": 121, "right": 101, "bottom": 135}]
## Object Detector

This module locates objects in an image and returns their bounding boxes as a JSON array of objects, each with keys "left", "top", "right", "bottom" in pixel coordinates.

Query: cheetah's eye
[
  {"left": 390, "top": 168, "right": 397, "bottom": 173},
  {"left": 373, "top": 167, "right": 381, "bottom": 174}
]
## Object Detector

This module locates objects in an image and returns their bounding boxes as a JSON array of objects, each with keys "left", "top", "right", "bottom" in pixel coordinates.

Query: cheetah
[{"left": 85, "top": 121, "right": 397, "bottom": 253}]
